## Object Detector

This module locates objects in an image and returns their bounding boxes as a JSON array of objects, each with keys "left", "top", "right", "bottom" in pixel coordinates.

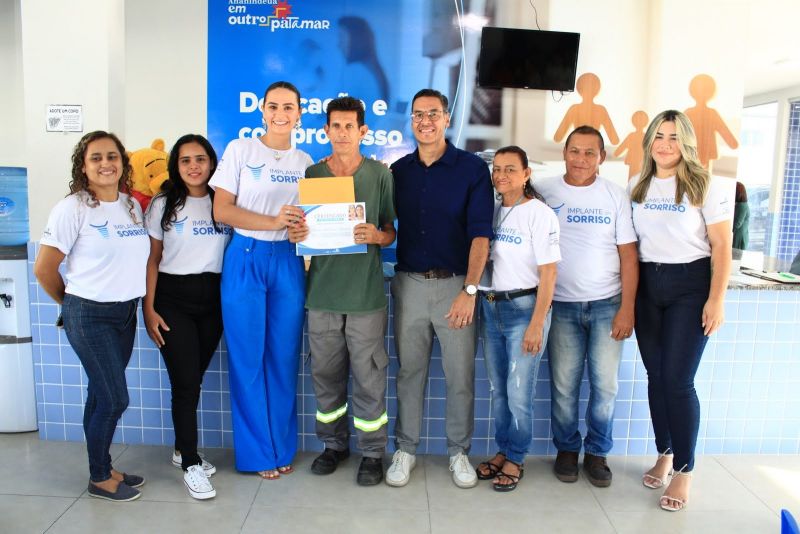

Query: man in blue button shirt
[{"left": 385, "top": 89, "right": 493, "bottom": 489}]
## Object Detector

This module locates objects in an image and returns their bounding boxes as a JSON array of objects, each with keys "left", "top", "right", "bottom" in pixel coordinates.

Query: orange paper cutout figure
[
  {"left": 684, "top": 74, "right": 738, "bottom": 168},
  {"left": 614, "top": 111, "right": 649, "bottom": 180},
  {"left": 554, "top": 73, "right": 619, "bottom": 145}
]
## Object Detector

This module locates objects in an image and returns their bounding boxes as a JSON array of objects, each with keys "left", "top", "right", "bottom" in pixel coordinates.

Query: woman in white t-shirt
[
  {"left": 476, "top": 146, "right": 560, "bottom": 492},
  {"left": 629, "top": 110, "right": 733, "bottom": 512},
  {"left": 143, "top": 134, "right": 230, "bottom": 500},
  {"left": 34, "top": 131, "right": 149, "bottom": 502},
  {"left": 210, "top": 81, "right": 313, "bottom": 480}
]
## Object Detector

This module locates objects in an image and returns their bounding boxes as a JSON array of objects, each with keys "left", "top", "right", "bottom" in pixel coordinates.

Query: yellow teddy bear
[{"left": 128, "top": 138, "right": 169, "bottom": 212}]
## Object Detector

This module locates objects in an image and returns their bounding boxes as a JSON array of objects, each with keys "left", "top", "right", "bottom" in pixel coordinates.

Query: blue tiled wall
[
  {"left": 777, "top": 101, "right": 800, "bottom": 262},
  {"left": 28, "top": 243, "right": 800, "bottom": 456}
]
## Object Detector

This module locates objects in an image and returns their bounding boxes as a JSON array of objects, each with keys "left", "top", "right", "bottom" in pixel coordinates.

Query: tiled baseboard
[{"left": 27, "top": 243, "right": 800, "bottom": 456}]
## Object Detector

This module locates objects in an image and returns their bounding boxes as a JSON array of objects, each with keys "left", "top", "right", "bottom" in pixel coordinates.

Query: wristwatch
[{"left": 463, "top": 284, "right": 478, "bottom": 296}]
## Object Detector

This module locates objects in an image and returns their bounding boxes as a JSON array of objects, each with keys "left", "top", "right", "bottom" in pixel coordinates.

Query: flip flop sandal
[
  {"left": 259, "top": 470, "right": 280, "bottom": 480},
  {"left": 476, "top": 454, "right": 506, "bottom": 480},
  {"left": 277, "top": 465, "right": 294, "bottom": 475}
]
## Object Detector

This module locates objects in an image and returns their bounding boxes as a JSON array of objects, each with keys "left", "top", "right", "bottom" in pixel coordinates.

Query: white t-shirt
[
  {"left": 479, "top": 198, "right": 561, "bottom": 291},
  {"left": 145, "top": 194, "right": 232, "bottom": 274},
  {"left": 536, "top": 175, "right": 637, "bottom": 302},
  {"left": 40, "top": 192, "right": 149, "bottom": 302},
  {"left": 208, "top": 137, "right": 313, "bottom": 241},
  {"left": 628, "top": 174, "right": 734, "bottom": 263}
]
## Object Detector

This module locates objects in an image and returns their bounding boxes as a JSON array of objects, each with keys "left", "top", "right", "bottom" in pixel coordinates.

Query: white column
[
  {"left": 21, "top": 0, "right": 125, "bottom": 238},
  {"left": 0, "top": 0, "right": 25, "bottom": 167}
]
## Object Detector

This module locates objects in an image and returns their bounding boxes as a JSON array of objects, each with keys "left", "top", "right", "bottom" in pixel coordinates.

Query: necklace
[
  {"left": 260, "top": 136, "right": 289, "bottom": 160},
  {"left": 491, "top": 194, "right": 524, "bottom": 245}
]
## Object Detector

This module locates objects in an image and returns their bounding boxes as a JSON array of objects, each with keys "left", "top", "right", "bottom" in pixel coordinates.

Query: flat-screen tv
[{"left": 478, "top": 27, "right": 580, "bottom": 91}]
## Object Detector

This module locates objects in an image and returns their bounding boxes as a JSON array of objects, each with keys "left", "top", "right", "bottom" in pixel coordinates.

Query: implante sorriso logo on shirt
[
  {"left": 173, "top": 216, "right": 189, "bottom": 234},
  {"left": 90, "top": 221, "right": 110, "bottom": 239},
  {"left": 643, "top": 197, "right": 686, "bottom": 213}
]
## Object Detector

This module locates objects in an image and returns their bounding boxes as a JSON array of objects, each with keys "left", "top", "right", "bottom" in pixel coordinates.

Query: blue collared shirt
[{"left": 391, "top": 141, "right": 493, "bottom": 275}]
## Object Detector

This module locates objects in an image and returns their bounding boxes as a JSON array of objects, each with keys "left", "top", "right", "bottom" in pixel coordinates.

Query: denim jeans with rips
[{"left": 480, "top": 293, "right": 551, "bottom": 465}]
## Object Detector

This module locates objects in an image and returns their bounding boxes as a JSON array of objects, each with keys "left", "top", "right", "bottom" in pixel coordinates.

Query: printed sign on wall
[{"left": 208, "top": 0, "right": 465, "bottom": 163}]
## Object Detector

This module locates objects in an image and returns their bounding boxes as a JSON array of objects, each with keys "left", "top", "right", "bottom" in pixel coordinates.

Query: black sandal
[
  {"left": 476, "top": 453, "right": 506, "bottom": 480},
  {"left": 492, "top": 461, "right": 524, "bottom": 492}
]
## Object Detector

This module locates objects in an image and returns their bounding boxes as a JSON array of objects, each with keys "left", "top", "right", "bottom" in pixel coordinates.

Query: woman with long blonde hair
[{"left": 629, "top": 110, "right": 733, "bottom": 512}]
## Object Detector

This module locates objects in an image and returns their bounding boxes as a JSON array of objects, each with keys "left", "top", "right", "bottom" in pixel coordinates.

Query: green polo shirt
[{"left": 305, "top": 158, "right": 396, "bottom": 313}]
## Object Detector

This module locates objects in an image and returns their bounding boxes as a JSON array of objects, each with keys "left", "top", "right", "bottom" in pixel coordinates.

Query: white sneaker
[
  {"left": 449, "top": 452, "right": 477, "bottom": 488},
  {"left": 172, "top": 451, "right": 216, "bottom": 476},
  {"left": 184, "top": 465, "right": 216, "bottom": 500},
  {"left": 385, "top": 450, "right": 416, "bottom": 487}
]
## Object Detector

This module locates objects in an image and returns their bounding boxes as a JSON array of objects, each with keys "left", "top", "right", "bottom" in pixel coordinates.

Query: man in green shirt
[{"left": 289, "top": 96, "right": 396, "bottom": 486}]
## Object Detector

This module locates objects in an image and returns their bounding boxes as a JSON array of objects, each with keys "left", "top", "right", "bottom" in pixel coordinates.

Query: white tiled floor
[{"left": 1, "top": 432, "right": 798, "bottom": 533}]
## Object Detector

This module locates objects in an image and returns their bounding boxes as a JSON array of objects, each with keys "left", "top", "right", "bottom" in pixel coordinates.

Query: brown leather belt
[
  {"left": 415, "top": 269, "right": 455, "bottom": 280},
  {"left": 481, "top": 287, "right": 537, "bottom": 302}
]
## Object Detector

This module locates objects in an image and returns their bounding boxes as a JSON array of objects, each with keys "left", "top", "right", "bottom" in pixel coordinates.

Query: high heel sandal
[
  {"left": 660, "top": 468, "right": 692, "bottom": 512},
  {"left": 642, "top": 448, "right": 674, "bottom": 489}
]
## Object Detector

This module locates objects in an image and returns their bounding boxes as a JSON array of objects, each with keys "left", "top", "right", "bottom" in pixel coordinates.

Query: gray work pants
[
  {"left": 308, "top": 309, "right": 389, "bottom": 457},
  {"left": 391, "top": 271, "right": 476, "bottom": 457}
]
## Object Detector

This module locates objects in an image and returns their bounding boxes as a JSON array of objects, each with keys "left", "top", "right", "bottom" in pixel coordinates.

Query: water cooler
[
  {"left": 0, "top": 246, "right": 36, "bottom": 431},
  {"left": 0, "top": 167, "right": 36, "bottom": 432}
]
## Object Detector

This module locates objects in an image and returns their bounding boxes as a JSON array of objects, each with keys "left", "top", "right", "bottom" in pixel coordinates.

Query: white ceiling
[{"left": 743, "top": 0, "right": 800, "bottom": 96}]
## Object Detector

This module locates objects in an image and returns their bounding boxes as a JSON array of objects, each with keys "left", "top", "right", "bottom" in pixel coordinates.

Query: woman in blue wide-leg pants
[
  {"left": 209, "top": 81, "right": 313, "bottom": 478},
  {"left": 222, "top": 235, "right": 305, "bottom": 473}
]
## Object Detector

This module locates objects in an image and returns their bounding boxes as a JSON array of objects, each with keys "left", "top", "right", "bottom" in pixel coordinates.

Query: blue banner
[{"left": 208, "top": 0, "right": 467, "bottom": 163}]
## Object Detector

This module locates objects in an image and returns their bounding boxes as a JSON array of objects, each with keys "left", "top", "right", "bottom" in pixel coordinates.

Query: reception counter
[{"left": 26, "top": 242, "right": 800, "bottom": 456}]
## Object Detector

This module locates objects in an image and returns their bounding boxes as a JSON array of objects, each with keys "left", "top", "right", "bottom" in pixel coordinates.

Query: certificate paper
[{"left": 296, "top": 202, "right": 367, "bottom": 256}]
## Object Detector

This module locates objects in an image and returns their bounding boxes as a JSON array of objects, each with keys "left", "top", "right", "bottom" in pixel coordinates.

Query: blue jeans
[
  {"left": 480, "top": 293, "right": 551, "bottom": 464},
  {"left": 547, "top": 294, "right": 623, "bottom": 457},
  {"left": 62, "top": 294, "right": 137, "bottom": 482},
  {"left": 635, "top": 258, "right": 711, "bottom": 472}
]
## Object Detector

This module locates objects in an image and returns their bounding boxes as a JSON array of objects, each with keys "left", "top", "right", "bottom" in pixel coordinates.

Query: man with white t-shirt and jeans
[{"left": 536, "top": 125, "right": 639, "bottom": 487}]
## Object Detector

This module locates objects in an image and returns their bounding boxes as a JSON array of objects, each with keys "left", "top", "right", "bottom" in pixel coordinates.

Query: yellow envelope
[{"left": 298, "top": 176, "right": 355, "bottom": 204}]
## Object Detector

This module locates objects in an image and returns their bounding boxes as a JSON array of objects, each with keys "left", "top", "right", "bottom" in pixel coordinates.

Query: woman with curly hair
[
  {"left": 143, "top": 134, "right": 229, "bottom": 499},
  {"left": 34, "top": 131, "right": 150, "bottom": 502},
  {"left": 629, "top": 110, "right": 733, "bottom": 512}
]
